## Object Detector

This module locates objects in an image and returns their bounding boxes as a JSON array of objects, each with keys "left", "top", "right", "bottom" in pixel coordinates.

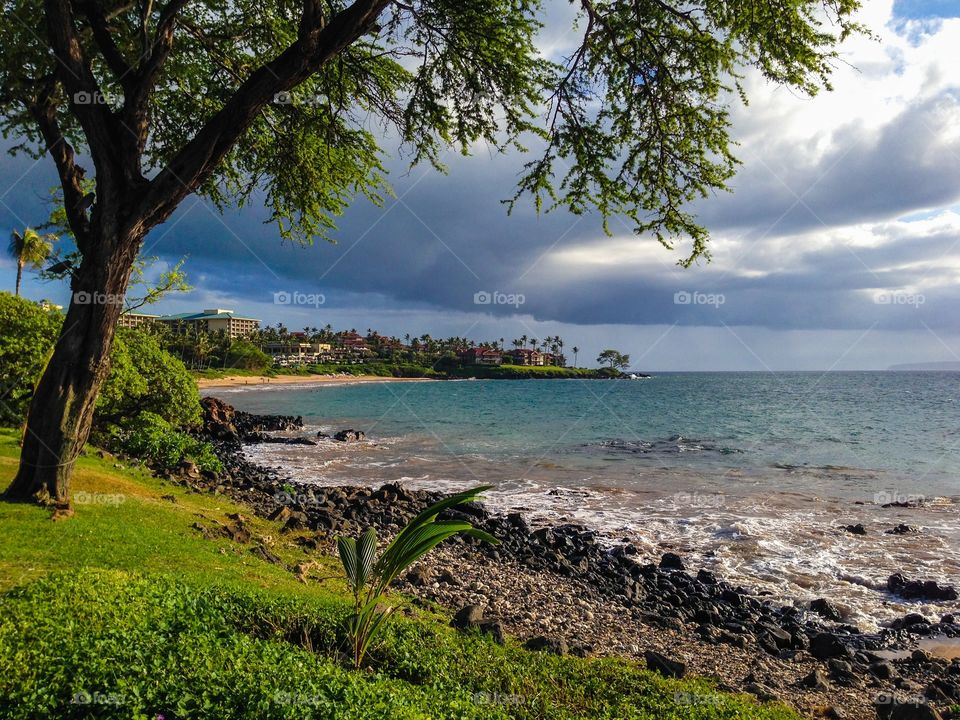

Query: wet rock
[
  {"left": 843, "top": 523, "right": 867, "bottom": 535},
  {"left": 644, "top": 649, "right": 686, "bottom": 678},
  {"left": 810, "top": 598, "right": 843, "bottom": 622},
  {"left": 888, "top": 573, "right": 958, "bottom": 602},
  {"left": 810, "top": 632, "right": 853, "bottom": 660},
  {"left": 885, "top": 524, "right": 919, "bottom": 535},
  {"left": 333, "top": 429, "right": 365, "bottom": 443},
  {"left": 525, "top": 636, "right": 568, "bottom": 655},
  {"left": 659, "top": 552, "right": 685, "bottom": 571}
]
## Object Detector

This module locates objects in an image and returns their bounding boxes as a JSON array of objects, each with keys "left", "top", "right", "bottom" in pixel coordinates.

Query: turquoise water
[
  {"left": 221, "top": 372, "right": 960, "bottom": 627},
  {"left": 227, "top": 372, "right": 960, "bottom": 494}
]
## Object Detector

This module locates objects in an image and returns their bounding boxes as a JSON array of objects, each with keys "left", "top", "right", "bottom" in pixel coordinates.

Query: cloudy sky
[{"left": 2, "top": 0, "right": 960, "bottom": 370}]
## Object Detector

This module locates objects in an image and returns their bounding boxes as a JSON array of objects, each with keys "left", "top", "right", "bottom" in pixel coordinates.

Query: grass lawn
[{"left": 0, "top": 428, "right": 800, "bottom": 719}]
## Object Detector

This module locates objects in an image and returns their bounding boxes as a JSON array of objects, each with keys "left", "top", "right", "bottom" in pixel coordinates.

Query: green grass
[{"left": 0, "top": 428, "right": 800, "bottom": 719}]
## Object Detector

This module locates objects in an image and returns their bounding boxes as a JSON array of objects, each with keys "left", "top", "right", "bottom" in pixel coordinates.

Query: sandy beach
[{"left": 196, "top": 373, "right": 435, "bottom": 390}]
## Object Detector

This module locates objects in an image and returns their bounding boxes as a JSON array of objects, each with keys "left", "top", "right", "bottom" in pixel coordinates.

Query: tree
[
  {"left": 0, "top": 0, "right": 863, "bottom": 505},
  {"left": 7, "top": 229, "right": 55, "bottom": 297},
  {"left": 597, "top": 349, "right": 630, "bottom": 370}
]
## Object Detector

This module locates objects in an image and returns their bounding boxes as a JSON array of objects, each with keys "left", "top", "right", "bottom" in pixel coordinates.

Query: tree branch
[
  {"left": 79, "top": 0, "right": 133, "bottom": 82},
  {"left": 45, "top": 0, "right": 122, "bottom": 188},
  {"left": 25, "top": 77, "right": 93, "bottom": 252},
  {"left": 137, "top": 0, "right": 391, "bottom": 229}
]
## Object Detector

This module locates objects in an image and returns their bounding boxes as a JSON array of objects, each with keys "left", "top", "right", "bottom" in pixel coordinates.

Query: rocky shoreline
[{"left": 183, "top": 398, "right": 960, "bottom": 720}]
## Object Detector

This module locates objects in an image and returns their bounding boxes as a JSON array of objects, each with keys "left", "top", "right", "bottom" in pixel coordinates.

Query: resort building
[
  {"left": 117, "top": 312, "right": 159, "bottom": 329},
  {"left": 159, "top": 308, "right": 260, "bottom": 338},
  {"left": 506, "top": 348, "right": 545, "bottom": 366},
  {"left": 262, "top": 341, "right": 333, "bottom": 365},
  {"left": 460, "top": 347, "right": 503, "bottom": 366}
]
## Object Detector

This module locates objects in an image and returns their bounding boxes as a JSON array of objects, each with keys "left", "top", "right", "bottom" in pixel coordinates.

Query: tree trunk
[
  {"left": 14, "top": 261, "right": 23, "bottom": 297},
  {"left": 3, "top": 232, "right": 139, "bottom": 505}
]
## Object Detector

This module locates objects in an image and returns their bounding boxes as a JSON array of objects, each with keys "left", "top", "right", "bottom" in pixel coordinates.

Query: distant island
[{"left": 887, "top": 361, "right": 960, "bottom": 371}]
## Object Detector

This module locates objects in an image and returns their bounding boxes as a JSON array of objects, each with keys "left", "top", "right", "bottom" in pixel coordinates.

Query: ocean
[{"left": 215, "top": 372, "right": 960, "bottom": 629}]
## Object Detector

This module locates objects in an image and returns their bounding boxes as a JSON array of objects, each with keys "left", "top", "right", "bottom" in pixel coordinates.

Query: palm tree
[
  {"left": 8, "top": 228, "right": 55, "bottom": 297},
  {"left": 572, "top": 346, "right": 579, "bottom": 367}
]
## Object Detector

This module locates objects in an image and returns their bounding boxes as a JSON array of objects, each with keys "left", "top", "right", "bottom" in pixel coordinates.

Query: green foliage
[
  {"left": 223, "top": 339, "right": 272, "bottom": 371},
  {"left": 98, "top": 329, "right": 201, "bottom": 428},
  {"left": 0, "top": 292, "right": 62, "bottom": 425},
  {"left": 0, "top": 434, "right": 801, "bottom": 720},
  {"left": 7, "top": 228, "right": 55, "bottom": 295},
  {"left": 103, "top": 411, "right": 221, "bottom": 474},
  {"left": 337, "top": 486, "right": 498, "bottom": 669},
  {"left": 448, "top": 364, "right": 610, "bottom": 380},
  {"left": 0, "top": 0, "right": 863, "bottom": 259},
  {"left": 0, "top": 569, "right": 803, "bottom": 720},
  {"left": 597, "top": 350, "right": 631, "bottom": 370}
]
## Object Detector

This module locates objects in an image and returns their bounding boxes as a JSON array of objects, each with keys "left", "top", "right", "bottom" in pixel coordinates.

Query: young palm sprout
[{"left": 337, "top": 486, "right": 498, "bottom": 669}]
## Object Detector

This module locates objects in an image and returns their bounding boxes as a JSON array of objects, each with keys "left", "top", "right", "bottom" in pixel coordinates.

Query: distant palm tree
[{"left": 8, "top": 228, "right": 55, "bottom": 297}]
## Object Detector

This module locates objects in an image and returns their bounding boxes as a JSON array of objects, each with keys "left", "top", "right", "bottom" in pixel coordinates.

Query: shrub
[
  {"left": 98, "top": 328, "right": 201, "bottom": 427},
  {"left": 0, "top": 292, "right": 62, "bottom": 425},
  {"left": 104, "top": 411, "right": 221, "bottom": 474}
]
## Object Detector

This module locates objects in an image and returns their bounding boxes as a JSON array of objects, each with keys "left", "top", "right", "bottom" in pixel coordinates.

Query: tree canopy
[{"left": 0, "top": 0, "right": 863, "bottom": 262}]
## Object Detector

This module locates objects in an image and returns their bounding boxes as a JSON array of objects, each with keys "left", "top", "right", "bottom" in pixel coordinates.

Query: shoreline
[
  {"left": 196, "top": 373, "right": 436, "bottom": 390},
  {"left": 188, "top": 397, "right": 960, "bottom": 720}
]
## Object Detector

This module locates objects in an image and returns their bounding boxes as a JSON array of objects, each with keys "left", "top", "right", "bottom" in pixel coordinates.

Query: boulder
[
  {"left": 810, "top": 598, "right": 843, "bottom": 622},
  {"left": 644, "top": 649, "right": 686, "bottom": 678},
  {"left": 888, "top": 573, "right": 958, "bottom": 602},
  {"left": 659, "top": 552, "right": 685, "bottom": 571},
  {"left": 885, "top": 524, "right": 919, "bottom": 535},
  {"left": 801, "top": 668, "right": 831, "bottom": 691},
  {"left": 405, "top": 567, "right": 432, "bottom": 587},
  {"left": 843, "top": 523, "right": 867, "bottom": 535},
  {"left": 452, "top": 604, "right": 484, "bottom": 630},
  {"left": 333, "top": 429, "right": 365, "bottom": 443},
  {"left": 809, "top": 632, "right": 852, "bottom": 660}
]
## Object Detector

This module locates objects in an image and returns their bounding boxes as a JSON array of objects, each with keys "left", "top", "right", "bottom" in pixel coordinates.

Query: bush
[
  {"left": 0, "top": 292, "right": 62, "bottom": 425},
  {"left": 223, "top": 339, "right": 272, "bottom": 371},
  {"left": 104, "top": 411, "right": 221, "bottom": 474},
  {"left": 98, "top": 328, "right": 201, "bottom": 427}
]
